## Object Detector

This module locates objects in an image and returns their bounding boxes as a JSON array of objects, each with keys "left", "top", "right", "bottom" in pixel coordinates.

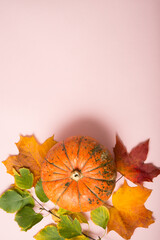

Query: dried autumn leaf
[
  {"left": 114, "top": 135, "right": 160, "bottom": 184},
  {"left": 51, "top": 209, "right": 60, "bottom": 223},
  {"left": 3, "top": 135, "right": 57, "bottom": 185},
  {"left": 69, "top": 213, "right": 88, "bottom": 224},
  {"left": 107, "top": 180, "right": 154, "bottom": 239}
]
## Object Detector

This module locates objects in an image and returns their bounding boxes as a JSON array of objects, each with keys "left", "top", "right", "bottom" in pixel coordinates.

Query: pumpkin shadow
[{"left": 56, "top": 117, "right": 115, "bottom": 153}]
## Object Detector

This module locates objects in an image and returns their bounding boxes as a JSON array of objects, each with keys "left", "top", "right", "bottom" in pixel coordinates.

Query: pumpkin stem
[{"left": 70, "top": 170, "right": 83, "bottom": 181}]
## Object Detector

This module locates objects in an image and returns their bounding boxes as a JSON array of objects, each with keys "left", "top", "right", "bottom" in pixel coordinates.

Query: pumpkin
[{"left": 41, "top": 136, "right": 116, "bottom": 212}]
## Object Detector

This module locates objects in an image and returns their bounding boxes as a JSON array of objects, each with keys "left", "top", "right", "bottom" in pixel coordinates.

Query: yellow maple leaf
[
  {"left": 107, "top": 180, "right": 154, "bottom": 239},
  {"left": 3, "top": 135, "right": 57, "bottom": 185}
]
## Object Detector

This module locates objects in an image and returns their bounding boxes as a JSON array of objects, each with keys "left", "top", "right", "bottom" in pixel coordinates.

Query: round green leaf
[
  {"left": 13, "top": 168, "right": 34, "bottom": 189},
  {"left": 15, "top": 206, "right": 43, "bottom": 231},
  {"left": 91, "top": 206, "right": 110, "bottom": 229},
  {"left": 57, "top": 215, "right": 82, "bottom": 238},
  {"left": 0, "top": 189, "right": 24, "bottom": 213},
  {"left": 14, "top": 188, "right": 35, "bottom": 208},
  {"left": 0, "top": 188, "right": 34, "bottom": 213},
  {"left": 35, "top": 179, "right": 49, "bottom": 202},
  {"left": 34, "top": 225, "right": 64, "bottom": 240}
]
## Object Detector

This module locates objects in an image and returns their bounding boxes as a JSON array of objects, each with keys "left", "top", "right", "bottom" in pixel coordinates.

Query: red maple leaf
[{"left": 114, "top": 135, "right": 160, "bottom": 184}]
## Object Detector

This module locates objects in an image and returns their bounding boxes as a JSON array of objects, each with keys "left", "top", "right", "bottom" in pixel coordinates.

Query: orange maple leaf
[
  {"left": 3, "top": 135, "right": 57, "bottom": 185},
  {"left": 107, "top": 180, "right": 154, "bottom": 239},
  {"left": 114, "top": 135, "right": 160, "bottom": 184}
]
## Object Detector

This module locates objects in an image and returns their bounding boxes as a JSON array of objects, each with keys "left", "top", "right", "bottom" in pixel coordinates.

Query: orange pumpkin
[{"left": 41, "top": 136, "right": 116, "bottom": 212}]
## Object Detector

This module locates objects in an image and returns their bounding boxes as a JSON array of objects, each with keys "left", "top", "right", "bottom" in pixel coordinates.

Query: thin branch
[
  {"left": 33, "top": 197, "right": 97, "bottom": 240},
  {"left": 116, "top": 174, "right": 124, "bottom": 183},
  {"left": 33, "top": 196, "right": 60, "bottom": 219},
  {"left": 83, "top": 232, "right": 97, "bottom": 240}
]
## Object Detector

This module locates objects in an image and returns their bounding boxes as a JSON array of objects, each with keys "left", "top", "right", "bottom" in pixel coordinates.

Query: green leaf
[
  {"left": 15, "top": 206, "right": 43, "bottom": 231},
  {"left": 91, "top": 206, "right": 110, "bottom": 229},
  {"left": 0, "top": 189, "right": 24, "bottom": 213},
  {"left": 57, "top": 208, "right": 88, "bottom": 224},
  {"left": 57, "top": 215, "right": 82, "bottom": 238},
  {"left": 35, "top": 179, "right": 49, "bottom": 202},
  {"left": 34, "top": 225, "right": 64, "bottom": 240},
  {"left": 14, "top": 187, "right": 35, "bottom": 207},
  {"left": 0, "top": 189, "right": 34, "bottom": 213},
  {"left": 13, "top": 168, "right": 34, "bottom": 189}
]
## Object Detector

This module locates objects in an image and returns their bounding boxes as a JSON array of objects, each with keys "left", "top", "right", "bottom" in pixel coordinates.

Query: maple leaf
[
  {"left": 3, "top": 135, "right": 57, "bottom": 185},
  {"left": 114, "top": 135, "right": 160, "bottom": 184},
  {"left": 107, "top": 180, "right": 154, "bottom": 239}
]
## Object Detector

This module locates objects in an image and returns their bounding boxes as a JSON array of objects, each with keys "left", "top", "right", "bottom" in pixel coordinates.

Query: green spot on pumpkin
[
  {"left": 90, "top": 145, "right": 102, "bottom": 156},
  {"left": 65, "top": 182, "right": 70, "bottom": 187},
  {"left": 88, "top": 198, "right": 93, "bottom": 204}
]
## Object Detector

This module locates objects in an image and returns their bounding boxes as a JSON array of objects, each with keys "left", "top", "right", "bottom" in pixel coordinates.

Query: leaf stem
[
  {"left": 116, "top": 174, "right": 124, "bottom": 183},
  {"left": 82, "top": 232, "right": 96, "bottom": 240},
  {"left": 33, "top": 197, "right": 60, "bottom": 219}
]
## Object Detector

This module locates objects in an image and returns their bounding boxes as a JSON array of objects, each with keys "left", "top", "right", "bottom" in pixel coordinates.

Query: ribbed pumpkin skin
[{"left": 41, "top": 136, "right": 116, "bottom": 212}]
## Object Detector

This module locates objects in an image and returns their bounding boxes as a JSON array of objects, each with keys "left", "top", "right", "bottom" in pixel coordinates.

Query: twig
[
  {"left": 33, "top": 196, "right": 60, "bottom": 219},
  {"left": 33, "top": 197, "right": 97, "bottom": 240},
  {"left": 83, "top": 232, "right": 97, "bottom": 240},
  {"left": 116, "top": 174, "right": 124, "bottom": 183}
]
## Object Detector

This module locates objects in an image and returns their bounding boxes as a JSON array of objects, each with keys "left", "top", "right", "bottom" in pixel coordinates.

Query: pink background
[{"left": 0, "top": 0, "right": 160, "bottom": 239}]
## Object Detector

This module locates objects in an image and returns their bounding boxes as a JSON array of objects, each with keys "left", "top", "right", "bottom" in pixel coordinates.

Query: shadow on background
[{"left": 56, "top": 117, "right": 115, "bottom": 153}]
